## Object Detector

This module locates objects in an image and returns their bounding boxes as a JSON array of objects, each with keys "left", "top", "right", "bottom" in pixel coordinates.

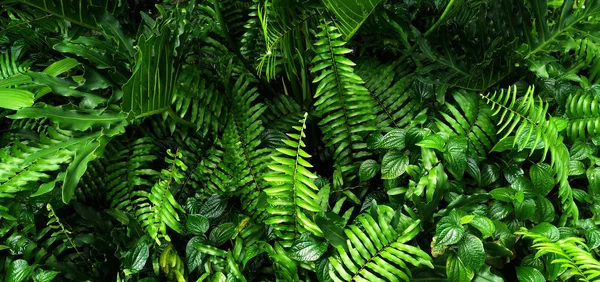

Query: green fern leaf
[
  {"left": 517, "top": 225, "right": 600, "bottom": 281},
  {"left": 264, "top": 112, "right": 323, "bottom": 245},
  {"left": 436, "top": 90, "right": 497, "bottom": 159},
  {"left": 565, "top": 92, "right": 600, "bottom": 139},
  {"left": 481, "top": 85, "right": 577, "bottom": 222},
  {"left": 356, "top": 58, "right": 419, "bottom": 132},
  {"left": 138, "top": 149, "right": 186, "bottom": 245},
  {"left": 311, "top": 22, "right": 377, "bottom": 184},
  {"left": 219, "top": 75, "right": 271, "bottom": 217},
  {"left": 328, "top": 215, "right": 433, "bottom": 281}
]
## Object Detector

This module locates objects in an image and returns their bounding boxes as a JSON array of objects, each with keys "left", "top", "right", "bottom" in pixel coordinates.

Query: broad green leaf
[
  {"left": 359, "top": 159, "right": 379, "bottom": 182},
  {"left": 447, "top": 252, "right": 474, "bottom": 282},
  {"left": 125, "top": 239, "right": 150, "bottom": 274},
  {"left": 315, "top": 213, "right": 346, "bottom": 247},
  {"left": 0, "top": 89, "right": 34, "bottom": 110},
  {"left": 288, "top": 233, "right": 328, "bottom": 262},
  {"left": 378, "top": 129, "right": 406, "bottom": 149},
  {"left": 489, "top": 188, "right": 515, "bottom": 202},
  {"left": 19, "top": 0, "right": 110, "bottom": 30},
  {"left": 516, "top": 267, "right": 545, "bottom": 282},
  {"left": 199, "top": 195, "right": 228, "bottom": 219},
  {"left": 186, "top": 214, "right": 209, "bottom": 235},
  {"left": 97, "top": 11, "right": 135, "bottom": 58},
  {"left": 6, "top": 259, "right": 31, "bottom": 282},
  {"left": 316, "top": 258, "right": 333, "bottom": 282},
  {"left": 514, "top": 198, "right": 536, "bottom": 221},
  {"left": 473, "top": 265, "right": 504, "bottom": 282},
  {"left": 436, "top": 213, "right": 464, "bottom": 246},
  {"left": 488, "top": 201, "right": 512, "bottom": 221},
  {"left": 53, "top": 41, "right": 116, "bottom": 70},
  {"left": 457, "top": 234, "right": 485, "bottom": 271},
  {"left": 62, "top": 140, "right": 102, "bottom": 203},
  {"left": 33, "top": 270, "right": 60, "bottom": 282},
  {"left": 416, "top": 133, "right": 446, "bottom": 151},
  {"left": 28, "top": 70, "right": 106, "bottom": 108},
  {"left": 469, "top": 215, "right": 495, "bottom": 238},
  {"left": 210, "top": 223, "right": 235, "bottom": 247},
  {"left": 43, "top": 58, "right": 80, "bottom": 77},
  {"left": 529, "top": 223, "right": 560, "bottom": 242},
  {"left": 8, "top": 104, "right": 126, "bottom": 131},
  {"left": 532, "top": 196, "right": 555, "bottom": 223},
  {"left": 445, "top": 136, "right": 468, "bottom": 180},
  {"left": 323, "top": 0, "right": 384, "bottom": 40},
  {"left": 529, "top": 163, "right": 554, "bottom": 196},
  {"left": 481, "top": 163, "right": 501, "bottom": 187},
  {"left": 122, "top": 23, "right": 178, "bottom": 118},
  {"left": 186, "top": 237, "right": 206, "bottom": 272},
  {"left": 381, "top": 150, "right": 409, "bottom": 179}
]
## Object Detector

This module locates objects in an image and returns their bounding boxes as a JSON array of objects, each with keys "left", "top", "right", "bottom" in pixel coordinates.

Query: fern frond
[
  {"left": 0, "top": 127, "right": 76, "bottom": 202},
  {"left": 103, "top": 137, "right": 160, "bottom": 212},
  {"left": 567, "top": 38, "right": 600, "bottom": 84},
  {"left": 356, "top": 58, "right": 419, "bottom": 132},
  {"left": 257, "top": 2, "right": 316, "bottom": 80},
  {"left": 329, "top": 215, "right": 433, "bottom": 281},
  {"left": 565, "top": 92, "right": 600, "bottom": 139},
  {"left": 240, "top": 0, "right": 264, "bottom": 60},
  {"left": 220, "top": 75, "right": 271, "bottom": 217},
  {"left": 0, "top": 52, "right": 30, "bottom": 80},
  {"left": 171, "top": 67, "right": 226, "bottom": 137},
  {"left": 137, "top": 149, "right": 186, "bottom": 245},
  {"left": 311, "top": 22, "right": 377, "bottom": 184},
  {"left": 517, "top": 226, "right": 600, "bottom": 281},
  {"left": 436, "top": 90, "right": 497, "bottom": 159},
  {"left": 481, "top": 85, "right": 577, "bottom": 221},
  {"left": 262, "top": 94, "right": 304, "bottom": 132},
  {"left": 264, "top": 112, "right": 322, "bottom": 245}
]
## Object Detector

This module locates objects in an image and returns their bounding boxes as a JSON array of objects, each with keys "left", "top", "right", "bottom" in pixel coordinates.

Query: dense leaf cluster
[{"left": 2, "top": 0, "right": 600, "bottom": 281}]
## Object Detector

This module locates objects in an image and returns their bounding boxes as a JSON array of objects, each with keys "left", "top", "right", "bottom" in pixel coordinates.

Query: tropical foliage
[{"left": 3, "top": 0, "right": 600, "bottom": 281}]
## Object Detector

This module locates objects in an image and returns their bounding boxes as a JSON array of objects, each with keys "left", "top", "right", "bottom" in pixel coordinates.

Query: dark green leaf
[
  {"left": 6, "top": 259, "right": 31, "bottom": 282},
  {"left": 445, "top": 136, "right": 468, "bottom": 180},
  {"left": 530, "top": 223, "right": 560, "bottom": 242},
  {"left": 436, "top": 213, "right": 464, "bottom": 246},
  {"left": 457, "top": 234, "right": 485, "bottom": 272},
  {"left": 288, "top": 233, "right": 328, "bottom": 262},
  {"left": 199, "top": 195, "right": 228, "bottom": 219},
  {"left": 210, "top": 223, "right": 235, "bottom": 247},
  {"left": 470, "top": 215, "right": 495, "bottom": 238},
  {"left": 529, "top": 163, "right": 554, "bottom": 196},
  {"left": 186, "top": 214, "right": 209, "bottom": 235},
  {"left": 516, "top": 267, "right": 545, "bottom": 282},
  {"left": 381, "top": 150, "right": 409, "bottom": 179},
  {"left": 125, "top": 239, "right": 150, "bottom": 274},
  {"left": 514, "top": 198, "right": 536, "bottom": 221},
  {"left": 62, "top": 141, "right": 103, "bottom": 203},
  {"left": 447, "top": 252, "right": 474, "bottom": 282},
  {"left": 473, "top": 264, "right": 504, "bottom": 282},
  {"left": 8, "top": 104, "right": 126, "bottom": 132},
  {"left": 481, "top": 163, "right": 501, "bottom": 187},
  {"left": 359, "top": 159, "right": 379, "bottom": 182},
  {"left": 33, "top": 270, "right": 60, "bottom": 282},
  {"left": 315, "top": 213, "right": 346, "bottom": 248},
  {"left": 186, "top": 237, "right": 206, "bottom": 272}
]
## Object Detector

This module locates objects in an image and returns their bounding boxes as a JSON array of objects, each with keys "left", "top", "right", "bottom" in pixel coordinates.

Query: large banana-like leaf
[
  {"left": 322, "top": 0, "right": 383, "bottom": 40},
  {"left": 121, "top": 22, "right": 179, "bottom": 118},
  {"left": 19, "top": 0, "right": 119, "bottom": 30}
]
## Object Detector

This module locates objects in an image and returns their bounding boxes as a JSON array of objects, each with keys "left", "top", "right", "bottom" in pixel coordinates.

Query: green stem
[{"left": 424, "top": 0, "right": 457, "bottom": 37}]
